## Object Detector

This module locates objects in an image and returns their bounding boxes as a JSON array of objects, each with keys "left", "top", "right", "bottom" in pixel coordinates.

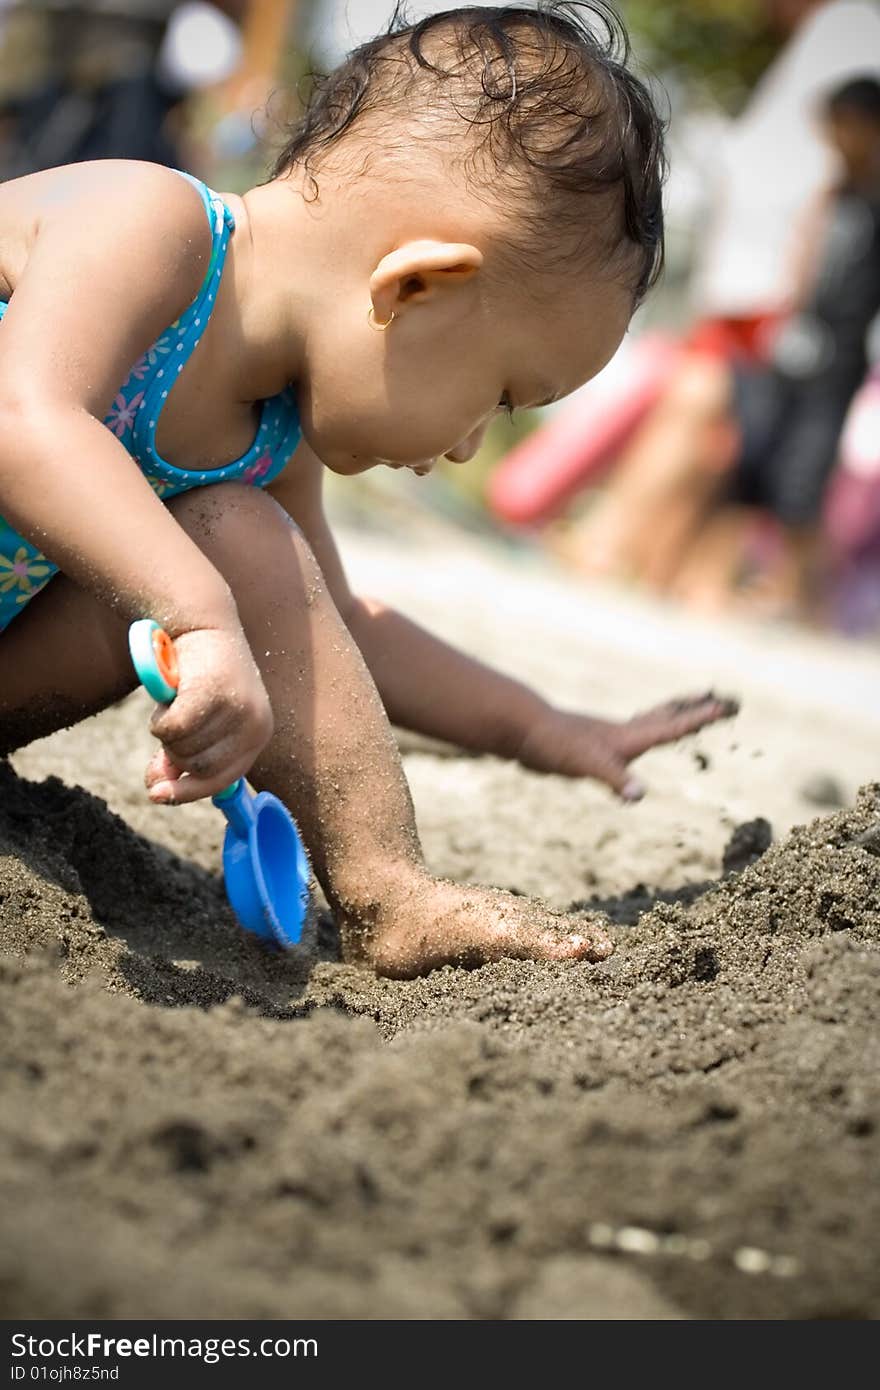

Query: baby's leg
[
  {"left": 0, "top": 572, "right": 136, "bottom": 751},
  {"left": 669, "top": 505, "right": 754, "bottom": 611},
  {"left": 568, "top": 354, "right": 733, "bottom": 580},
  {"left": 0, "top": 484, "right": 611, "bottom": 977}
]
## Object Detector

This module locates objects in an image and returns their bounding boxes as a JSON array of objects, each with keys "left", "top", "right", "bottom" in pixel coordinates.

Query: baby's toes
[
  {"left": 534, "top": 916, "right": 614, "bottom": 964},
  {"left": 570, "top": 919, "right": 614, "bottom": 962}
]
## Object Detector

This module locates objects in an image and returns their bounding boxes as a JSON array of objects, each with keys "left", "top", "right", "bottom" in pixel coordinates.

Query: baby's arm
[
  {"left": 271, "top": 443, "right": 736, "bottom": 798},
  {"left": 0, "top": 163, "right": 271, "bottom": 797}
]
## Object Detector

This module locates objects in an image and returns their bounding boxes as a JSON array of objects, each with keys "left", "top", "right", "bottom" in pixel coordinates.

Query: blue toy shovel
[{"left": 128, "top": 618, "right": 310, "bottom": 948}]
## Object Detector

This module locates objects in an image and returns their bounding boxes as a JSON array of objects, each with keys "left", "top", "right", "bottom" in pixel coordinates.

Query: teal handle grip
[
  {"left": 128, "top": 618, "right": 241, "bottom": 800},
  {"left": 212, "top": 782, "right": 241, "bottom": 804}
]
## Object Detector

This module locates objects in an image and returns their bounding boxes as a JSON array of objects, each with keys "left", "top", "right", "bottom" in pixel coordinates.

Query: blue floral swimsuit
[{"left": 0, "top": 171, "right": 302, "bottom": 633}]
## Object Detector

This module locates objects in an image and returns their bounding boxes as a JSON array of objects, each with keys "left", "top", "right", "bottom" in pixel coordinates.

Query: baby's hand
[
  {"left": 144, "top": 626, "right": 273, "bottom": 804},
  {"left": 517, "top": 693, "right": 738, "bottom": 800}
]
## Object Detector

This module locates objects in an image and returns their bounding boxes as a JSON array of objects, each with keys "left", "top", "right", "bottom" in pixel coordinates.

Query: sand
[{"left": 1, "top": 509, "right": 878, "bottom": 1320}]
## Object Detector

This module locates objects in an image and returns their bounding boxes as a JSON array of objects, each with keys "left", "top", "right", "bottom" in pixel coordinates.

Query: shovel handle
[{"left": 128, "top": 619, "right": 241, "bottom": 801}]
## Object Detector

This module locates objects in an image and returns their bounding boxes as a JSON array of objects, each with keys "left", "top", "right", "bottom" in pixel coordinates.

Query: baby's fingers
[
  {"left": 621, "top": 691, "right": 739, "bottom": 757},
  {"left": 146, "top": 730, "right": 263, "bottom": 804},
  {"left": 145, "top": 747, "right": 183, "bottom": 796},
  {"left": 149, "top": 701, "right": 230, "bottom": 760},
  {"left": 148, "top": 768, "right": 235, "bottom": 806}
]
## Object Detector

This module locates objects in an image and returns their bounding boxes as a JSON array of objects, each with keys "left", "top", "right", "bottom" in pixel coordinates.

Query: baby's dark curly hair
[{"left": 271, "top": 2, "right": 666, "bottom": 305}]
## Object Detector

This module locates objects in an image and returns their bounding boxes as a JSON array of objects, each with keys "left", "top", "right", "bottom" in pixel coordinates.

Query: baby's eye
[{"left": 498, "top": 393, "right": 516, "bottom": 422}]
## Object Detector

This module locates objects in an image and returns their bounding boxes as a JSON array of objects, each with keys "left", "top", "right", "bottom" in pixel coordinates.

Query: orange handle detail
[{"left": 151, "top": 627, "right": 179, "bottom": 692}]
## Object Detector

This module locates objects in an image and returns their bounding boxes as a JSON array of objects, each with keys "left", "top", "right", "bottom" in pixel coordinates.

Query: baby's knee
[
  {"left": 170, "top": 480, "right": 285, "bottom": 536},
  {"left": 168, "top": 482, "right": 319, "bottom": 594},
  {"left": 170, "top": 482, "right": 302, "bottom": 560},
  {"left": 664, "top": 353, "right": 732, "bottom": 422}
]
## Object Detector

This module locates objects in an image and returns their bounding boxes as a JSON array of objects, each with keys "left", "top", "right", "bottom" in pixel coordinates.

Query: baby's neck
[
  {"left": 225, "top": 162, "right": 428, "bottom": 404},
  {"left": 220, "top": 177, "right": 317, "bottom": 401}
]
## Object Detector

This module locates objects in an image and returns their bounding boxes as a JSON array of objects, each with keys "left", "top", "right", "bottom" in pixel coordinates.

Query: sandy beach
[{"left": 2, "top": 504, "right": 878, "bottom": 1319}]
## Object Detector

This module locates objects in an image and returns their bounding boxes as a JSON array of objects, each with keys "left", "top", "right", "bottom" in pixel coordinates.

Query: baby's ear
[{"left": 370, "top": 239, "right": 483, "bottom": 314}]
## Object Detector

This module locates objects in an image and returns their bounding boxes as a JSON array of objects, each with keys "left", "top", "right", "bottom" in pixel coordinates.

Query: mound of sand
[
  {"left": 2, "top": 517, "right": 878, "bottom": 1319},
  {"left": 1, "top": 748, "right": 878, "bottom": 1320}
]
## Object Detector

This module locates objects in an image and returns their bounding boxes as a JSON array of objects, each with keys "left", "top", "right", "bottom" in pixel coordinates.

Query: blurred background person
[
  {"left": 0, "top": 0, "right": 246, "bottom": 178},
  {"left": 575, "top": 74, "right": 880, "bottom": 622},
  {"left": 303, "top": 0, "right": 510, "bottom": 64},
  {"left": 491, "top": 0, "right": 880, "bottom": 629},
  {"left": 558, "top": 66, "right": 880, "bottom": 625},
  {"left": 691, "top": 0, "right": 880, "bottom": 351}
]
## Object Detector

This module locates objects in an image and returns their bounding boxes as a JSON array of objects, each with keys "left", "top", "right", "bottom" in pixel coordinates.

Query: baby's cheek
[{"left": 308, "top": 352, "right": 484, "bottom": 461}]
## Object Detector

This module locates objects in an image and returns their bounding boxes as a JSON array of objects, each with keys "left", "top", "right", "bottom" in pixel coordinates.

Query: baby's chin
[
  {"left": 318, "top": 452, "right": 382, "bottom": 476},
  {"left": 322, "top": 452, "right": 433, "bottom": 477}
]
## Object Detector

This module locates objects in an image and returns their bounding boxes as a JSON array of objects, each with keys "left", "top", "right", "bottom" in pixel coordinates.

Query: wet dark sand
[{"left": 1, "top": 740, "right": 878, "bottom": 1318}]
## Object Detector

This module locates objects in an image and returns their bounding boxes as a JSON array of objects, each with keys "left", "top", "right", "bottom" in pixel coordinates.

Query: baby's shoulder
[
  {"left": 0, "top": 162, "right": 221, "bottom": 387},
  {"left": 8, "top": 158, "right": 195, "bottom": 213},
  {"left": 4, "top": 161, "right": 210, "bottom": 267},
  {"left": 1, "top": 161, "right": 214, "bottom": 319}
]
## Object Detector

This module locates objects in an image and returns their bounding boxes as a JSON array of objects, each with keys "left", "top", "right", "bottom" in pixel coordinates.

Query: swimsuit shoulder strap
[{"left": 172, "top": 169, "right": 236, "bottom": 312}]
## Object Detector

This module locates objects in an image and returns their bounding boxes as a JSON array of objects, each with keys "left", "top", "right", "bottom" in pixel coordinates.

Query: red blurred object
[
  {"left": 684, "top": 313, "right": 780, "bottom": 361},
  {"left": 487, "top": 333, "right": 680, "bottom": 527},
  {"left": 487, "top": 316, "right": 778, "bottom": 529}
]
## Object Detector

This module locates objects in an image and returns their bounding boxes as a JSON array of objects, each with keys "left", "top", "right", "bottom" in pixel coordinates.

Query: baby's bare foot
[{"left": 339, "top": 875, "right": 614, "bottom": 979}]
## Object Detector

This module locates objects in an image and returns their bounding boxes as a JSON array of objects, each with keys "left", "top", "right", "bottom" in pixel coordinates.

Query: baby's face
[{"left": 295, "top": 263, "right": 632, "bottom": 478}]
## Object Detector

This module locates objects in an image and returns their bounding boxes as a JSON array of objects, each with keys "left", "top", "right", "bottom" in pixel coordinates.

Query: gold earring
[{"left": 368, "top": 305, "right": 395, "bottom": 331}]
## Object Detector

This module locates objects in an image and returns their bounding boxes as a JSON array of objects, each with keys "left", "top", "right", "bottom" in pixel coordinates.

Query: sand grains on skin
[{"left": 344, "top": 877, "right": 614, "bottom": 978}]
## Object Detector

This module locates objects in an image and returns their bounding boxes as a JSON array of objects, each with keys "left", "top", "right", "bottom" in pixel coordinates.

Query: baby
[{"left": 0, "top": 3, "right": 731, "bottom": 976}]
